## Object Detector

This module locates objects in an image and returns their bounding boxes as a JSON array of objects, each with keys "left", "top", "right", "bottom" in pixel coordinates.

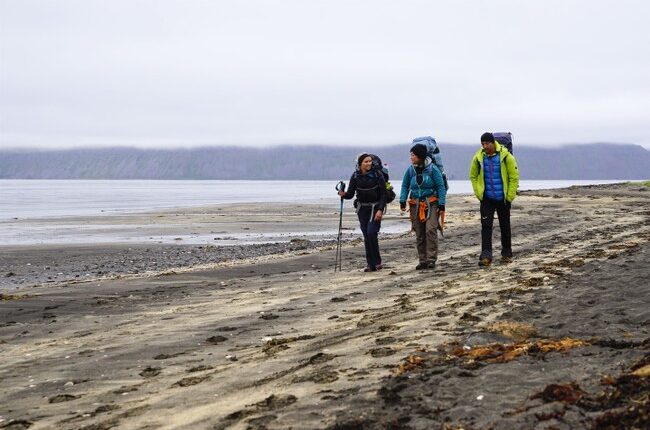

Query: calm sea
[{"left": 0, "top": 179, "right": 631, "bottom": 221}]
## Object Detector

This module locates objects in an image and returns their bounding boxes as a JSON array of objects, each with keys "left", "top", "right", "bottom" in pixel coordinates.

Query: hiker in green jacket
[{"left": 469, "top": 132, "right": 520, "bottom": 267}]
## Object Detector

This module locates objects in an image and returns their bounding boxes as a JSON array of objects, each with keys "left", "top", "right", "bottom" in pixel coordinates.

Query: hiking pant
[
  {"left": 480, "top": 198, "right": 512, "bottom": 259},
  {"left": 409, "top": 202, "right": 438, "bottom": 264},
  {"left": 357, "top": 206, "right": 382, "bottom": 269}
]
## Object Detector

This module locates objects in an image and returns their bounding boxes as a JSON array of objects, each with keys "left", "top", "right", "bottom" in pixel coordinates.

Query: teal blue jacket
[{"left": 399, "top": 162, "right": 446, "bottom": 205}]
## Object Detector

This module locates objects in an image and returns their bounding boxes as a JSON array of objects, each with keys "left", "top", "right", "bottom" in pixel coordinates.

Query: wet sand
[
  {"left": 0, "top": 202, "right": 408, "bottom": 290},
  {"left": 1, "top": 183, "right": 649, "bottom": 429}
]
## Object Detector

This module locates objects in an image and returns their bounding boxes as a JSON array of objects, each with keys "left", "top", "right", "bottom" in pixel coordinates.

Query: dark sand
[{"left": 1, "top": 183, "right": 648, "bottom": 429}]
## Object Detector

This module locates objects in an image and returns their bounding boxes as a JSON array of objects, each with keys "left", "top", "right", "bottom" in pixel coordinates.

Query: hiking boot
[
  {"left": 427, "top": 261, "right": 436, "bottom": 269},
  {"left": 500, "top": 256, "right": 513, "bottom": 264},
  {"left": 375, "top": 264, "right": 384, "bottom": 270},
  {"left": 363, "top": 266, "right": 377, "bottom": 272},
  {"left": 415, "top": 262, "right": 428, "bottom": 270},
  {"left": 478, "top": 258, "right": 492, "bottom": 267}
]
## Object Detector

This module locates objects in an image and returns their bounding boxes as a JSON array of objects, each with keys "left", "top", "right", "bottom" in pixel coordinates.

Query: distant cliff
[{"left": 1, "top": 144, "right": 648, "bottom": 180}]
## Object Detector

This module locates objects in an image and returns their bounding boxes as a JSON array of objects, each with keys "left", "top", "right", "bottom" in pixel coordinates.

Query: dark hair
[
  {"left": 357, "top": 153, "right": 371, "bottom": 167},
  {"left": 481, "top": 132, "right": 495, "bottom": 143}
]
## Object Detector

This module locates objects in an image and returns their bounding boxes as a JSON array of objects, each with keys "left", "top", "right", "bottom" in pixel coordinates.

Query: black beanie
[
  {"left": 481, "top": 132, "right": 495, "bottom": 143},
  {"left": 410, "top": 143, "right": 428, "bottom": 161}
]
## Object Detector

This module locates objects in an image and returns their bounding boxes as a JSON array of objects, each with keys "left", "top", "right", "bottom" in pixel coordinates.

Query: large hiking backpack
[
  {"left": 355, "top": 154, "right": 396, "bottom": 204},
  {"left": 493, "top": 132, "right": 513, "bottom": 154},
  {"left": 412, "top": 136, "right": 449, "bottom": 190}
]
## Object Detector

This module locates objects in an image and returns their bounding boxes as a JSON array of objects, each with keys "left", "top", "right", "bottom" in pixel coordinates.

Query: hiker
[
  {"left": 469, "top": 132, "right": 520, "bottom": 266},
  {"left": 338, "top": 153, "right": 387, "bottom": 272},
  {"left": 399, "top": 143, "right": 447, "bottom": 270}
]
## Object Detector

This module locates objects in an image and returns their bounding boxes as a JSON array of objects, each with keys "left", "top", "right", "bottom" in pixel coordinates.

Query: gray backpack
[{"left": 412, "top": 136, "right": 449, "bottom": 190}]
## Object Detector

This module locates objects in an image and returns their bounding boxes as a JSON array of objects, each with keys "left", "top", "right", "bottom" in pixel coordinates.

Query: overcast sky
[{"left": 1, "top": 0, "right": 649, "bottom": 149}]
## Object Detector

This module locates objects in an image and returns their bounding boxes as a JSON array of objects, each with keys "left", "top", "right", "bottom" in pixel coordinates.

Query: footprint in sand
[
  {"left": 259, "top": 314, "right": 279, "bottom": 320},
  {"left": 206, "top": 335, "right": 228, "bottom": 344},
  {"left": 94, "top": 404, "right": 120, "bottom": 414},
  {"left": 293, "top": 369, "right": 339, "bottom": 384},
  {"left": 187, "top": 364, "right": 214, "bottom": 373},
  {"left": 139, "top": 366, "right": 161, "bottom": 378},
  {"left": 48, "top": 394, "right": 79, "bottom": 403},
  {"left": 219, "top": 394, "right": 298, "bottom": 428},
  {"left": 246, "top": 415, "right": 278, "bottom": 429},
  {"left": 459, "top": 312, "right": 482, "bottom": 323},
  {"left": 307, "top": 352, "right": 336, "bottom": 365},
  {"left": 0, "top": 420, "right": 34, "bottom": 429},
  {"left": 375, "top": 337, "right": 397, "bottom": 345},
  {"left": 369, "top": 347, "right": 396, "bottom": 357},
  {"left": 172, "top": 375, "right": 211, "bottom": 387},
  {"left": 153, "top": 352, "right": 185, "bottom": 360}
]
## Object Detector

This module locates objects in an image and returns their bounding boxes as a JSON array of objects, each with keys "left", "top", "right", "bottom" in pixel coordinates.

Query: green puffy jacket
[{"left": 469, "top": 142, "right": 519, "bottom": 202}]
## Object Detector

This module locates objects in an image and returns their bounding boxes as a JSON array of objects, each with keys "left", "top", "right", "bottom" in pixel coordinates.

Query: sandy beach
[{"left": 1, "top": 183, "right": 649, "bottom": 429}]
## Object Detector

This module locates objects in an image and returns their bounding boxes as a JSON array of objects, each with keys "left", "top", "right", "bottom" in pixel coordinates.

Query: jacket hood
[{"left": 474, "top": 141, "right": 505, "bottom": 158}]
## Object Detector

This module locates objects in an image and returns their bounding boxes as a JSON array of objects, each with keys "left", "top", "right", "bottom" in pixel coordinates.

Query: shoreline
[
  {"left": 1, "top": 182, "right": 649, "bottom": 429},
  {"left": 0, "top": 200, "right": 413, "bottom": 292}
]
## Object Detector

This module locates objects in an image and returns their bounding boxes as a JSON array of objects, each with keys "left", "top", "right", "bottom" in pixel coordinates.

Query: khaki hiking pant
[{"left": 410, "top": 203, "right": 438, "bottom": 264}]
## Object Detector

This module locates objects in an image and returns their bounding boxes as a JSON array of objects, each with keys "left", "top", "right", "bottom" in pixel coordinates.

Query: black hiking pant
[
  {"left": 480, "top": 198, "right": 512, "bottom": 259},
  {"left": 358, "top": 206, "right": 382, "bottom": 269}
]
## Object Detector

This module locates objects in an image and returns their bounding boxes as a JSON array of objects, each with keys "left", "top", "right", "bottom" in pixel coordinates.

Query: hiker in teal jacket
[
  {"left": 469, "top": 132, "right": 520, "bottom": 267},
  {"left": 399, "top": 143, "right": 447, "bottom": 270}
]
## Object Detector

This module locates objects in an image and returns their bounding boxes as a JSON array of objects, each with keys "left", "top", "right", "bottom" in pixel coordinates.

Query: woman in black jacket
[{"left": 338, "top": 153, "right": 387, "bottom": 272}]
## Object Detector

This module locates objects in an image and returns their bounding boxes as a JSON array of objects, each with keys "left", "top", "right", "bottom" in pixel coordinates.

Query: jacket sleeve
[
  {"left": 430, "top": 166, "right": 446, "bottom": 206},
  {"left": 505, "top": 154, "right": 519, "bottom": 202},
  {"left": 400, "top": 168, "right": 411, "bottom": 203},
  {"left": 469, "top": 154, "right": 481, "bottom": 200},
  {"left": 342, "top": 173, "right": 357, "bottom": 200}
]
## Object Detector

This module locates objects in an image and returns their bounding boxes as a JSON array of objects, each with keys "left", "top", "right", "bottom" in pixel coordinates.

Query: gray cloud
[{"left": 1, "top": 0, "right": 649, "bottom": 149}]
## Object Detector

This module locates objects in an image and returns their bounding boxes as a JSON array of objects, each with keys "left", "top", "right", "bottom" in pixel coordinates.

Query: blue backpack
[{"left": 411, "top": 136, "right": 449, "bottom": 190}]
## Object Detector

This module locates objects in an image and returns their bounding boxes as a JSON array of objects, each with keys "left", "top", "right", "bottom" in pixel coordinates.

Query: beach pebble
[
  {"left": 64, "top": 381, "right": 74, "bottom": 387},
  {"left": 543, "top": 276, "right": 550, "bottom": 282},
  {"left": 476, "top": 394, "right": 484, "bottom": 401}
]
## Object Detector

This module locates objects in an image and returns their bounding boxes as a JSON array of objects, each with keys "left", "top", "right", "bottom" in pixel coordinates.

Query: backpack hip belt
[
  {"left": 408, "top": 196, "right": 438, "bottom": 223},
  {"left": 355, "top": 201, "right": 379, "bottom": 216}
]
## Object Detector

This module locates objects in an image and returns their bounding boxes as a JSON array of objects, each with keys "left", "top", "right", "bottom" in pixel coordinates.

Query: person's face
[
  {"left": 410, "top": 152, "right": 420, "bottom": 164},
  {"left": 481, "top": 141, "right": 496, "bottom": 155},
  {"left": 360, "top": 156, "right": 373, "bottom": 172}
]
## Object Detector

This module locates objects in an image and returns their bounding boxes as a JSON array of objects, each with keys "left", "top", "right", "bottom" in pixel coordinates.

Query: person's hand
[
  {"left": 338, "top": 191, "right": 345, "bottom": 197},
  {"left": 374, "top": 210, "right": 383, "bottom": 222},
  {"left": 400, "top": 202, "right": 406, "bottom": 212},
  {"left": 438, "top": 204, "right": 445, "bottom": 212}
]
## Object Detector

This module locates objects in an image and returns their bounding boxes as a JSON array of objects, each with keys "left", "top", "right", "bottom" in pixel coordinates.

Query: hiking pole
[{"left": 334, "top": 181, "right": 346, "bottom": 272}]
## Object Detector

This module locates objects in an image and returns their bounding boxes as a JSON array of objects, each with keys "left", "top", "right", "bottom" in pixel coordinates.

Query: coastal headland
[{"left": 1, "top": 183, "right": 649, "bottom": 429}]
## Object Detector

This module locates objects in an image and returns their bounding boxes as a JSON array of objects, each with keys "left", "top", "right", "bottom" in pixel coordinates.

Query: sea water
[
  {"left": 0, "top": 179, "right": 633, "bottom": 245},
  {"left": 0, "top": 179, "right": 630, "bottom": 221}
]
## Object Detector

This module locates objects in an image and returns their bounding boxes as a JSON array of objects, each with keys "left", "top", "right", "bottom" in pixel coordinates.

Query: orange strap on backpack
[{"left": 408, "top": 196, "right": 438, "bottom": 222}]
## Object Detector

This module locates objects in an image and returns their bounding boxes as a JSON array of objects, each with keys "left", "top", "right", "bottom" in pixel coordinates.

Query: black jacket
[{"left": 342, "top": 170, "right": 387, "bottom": 211}]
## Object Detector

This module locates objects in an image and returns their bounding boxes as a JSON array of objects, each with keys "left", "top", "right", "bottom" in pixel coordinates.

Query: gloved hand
[
  {"left": 400, "top": 202, "right": 406, "bottom": 211},
  {"left": 438, "top": 204, "right": 445, "bottom": 212}
]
